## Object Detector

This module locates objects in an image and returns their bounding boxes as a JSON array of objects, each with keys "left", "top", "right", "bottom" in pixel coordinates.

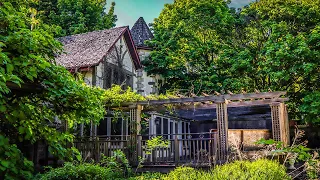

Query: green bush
[
  {"left": 211, "top": 159, "right": 291, "bottom": 180},
  {"left": 161, "top": 159, "right": 291, "bottom": 180},
  {"left": 36, "top": 162, "right": 124, "bottom": 180},
  {"left": 128, "top": 172, "right": 163, "bottom": 180},
  {"left": 37, "top": 159, "right": 290, "bottom": 180},
  {"left": 100, "top": 150, "right": 132, "bottom": 177}
]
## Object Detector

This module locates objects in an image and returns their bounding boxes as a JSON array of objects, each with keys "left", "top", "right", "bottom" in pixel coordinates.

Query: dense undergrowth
[{"left": 37, "top": 159, "right": 290, "bottom": 180}]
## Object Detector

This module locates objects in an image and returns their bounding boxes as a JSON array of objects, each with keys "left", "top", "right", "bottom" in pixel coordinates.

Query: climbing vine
[{"left": 0, "top": 1, "right": 143, "bottom": 179}]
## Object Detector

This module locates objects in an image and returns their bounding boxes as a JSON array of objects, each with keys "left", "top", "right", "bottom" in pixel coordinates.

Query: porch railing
[
  {"left": 137, "top": 132, "right": 217, "bottom": 166},
  {"left": 73, "top": 132, "right": 217, "bottom": 166},
  {"left": 74, "top": 135, "right": 132, "bottom": 162}
]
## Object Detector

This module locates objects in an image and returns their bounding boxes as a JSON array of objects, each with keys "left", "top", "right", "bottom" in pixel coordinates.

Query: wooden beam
[
  {"left": 227, "top": 98, "right": 288, "bottom": 107},
  {"left": 112, "top": 98, "right": 288, "bottom": 112},
  {"left": 143, "top": 98, "right": 289, "bottom": 111},
  {"left": 223, "top": 91, "right": 286, "bottom": 101},
  {"left": 109, "top": 92, "right": 287, "bottom": 110},
  {"left": 137, "top": 91, "right": 286, "bottom": 105}
]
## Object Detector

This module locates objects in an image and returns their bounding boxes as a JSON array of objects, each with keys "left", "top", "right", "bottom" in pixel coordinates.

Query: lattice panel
[
  {"left": 129, "top": 108, "right": 137, "bottom": 135},
  {"left": 129, "top": 107, "right": 138, "bottom": 163},
  {"left": 270, "top": 104, "right": 281, "bottom": 141},
  {"left": 216, "top": 102, "right": 228, "bottom": 161},
  {"left": 270, "top": 103, "right": 289, "bottom": 144}
]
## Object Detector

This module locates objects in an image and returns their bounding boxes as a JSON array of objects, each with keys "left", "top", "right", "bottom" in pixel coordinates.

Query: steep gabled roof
[
  {"left": 56, "top": 26, "right": 141, "bottom": 70},
  {"left": 130, "top": 17, "right": 154, "bottom": 49}
]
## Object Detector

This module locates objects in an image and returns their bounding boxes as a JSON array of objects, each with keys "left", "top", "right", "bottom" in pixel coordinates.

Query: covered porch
[{"left": 74, "top": 91, "right": 290, "bottom": 166}]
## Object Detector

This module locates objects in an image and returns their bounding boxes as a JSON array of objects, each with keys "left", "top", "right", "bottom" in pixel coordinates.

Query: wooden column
[
  {"left": 149, "top": 114, "right": 155, "bottom": 136},
  {"left": 131, "top": 105, "right": 142, "bottom": 164},
  {"left": 80, "top": 123, "right": 84, "bottom": 137},
  {"left": 106, "top": 117, "right": 111, "bottom": 136},
  {"left": 270, "top": 103, "right": 290, "bottom": 145},
  {"left": 136, "top": 105, "right": 142, "bottom": 135},
  {"left": 216, "top": 101, "right": 228, "bottom": 162}
]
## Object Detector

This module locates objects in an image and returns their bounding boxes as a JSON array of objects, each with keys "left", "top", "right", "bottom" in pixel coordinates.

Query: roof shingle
[
  {"left": 56, "top": 27, "right": 127, "bottom": 69},
  {"left": 130, "top": 17, "right": 154, "bottom": 48}
]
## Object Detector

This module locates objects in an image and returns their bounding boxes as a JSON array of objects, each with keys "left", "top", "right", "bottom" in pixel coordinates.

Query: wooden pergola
[{"left": 126, "top": 91, "right": 290, "bottom": 162}]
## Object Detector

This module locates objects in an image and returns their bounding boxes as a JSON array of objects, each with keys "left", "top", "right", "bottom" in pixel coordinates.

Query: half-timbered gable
[{"left": 56, "top": 26, "right": 141, "bottom": 90}]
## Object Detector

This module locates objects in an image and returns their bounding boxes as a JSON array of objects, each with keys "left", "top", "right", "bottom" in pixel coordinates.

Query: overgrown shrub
[
  {"left": 211, "top": 159, "right": 291, "bottom": 180},
  {"left": 161, "top": 159, "right": 290, "bottom": 180},
  {"left": 128, "top": 172, "right": 163, "bottom": 180},
  {"left": 100, "top": 150, "right": 132, "bottom": 177},
  {"left": 0, "top": 135, "right": 34, "bottom": 179},
  {"left": 35, "top": 162, "right": 123, "bottom": 180}
]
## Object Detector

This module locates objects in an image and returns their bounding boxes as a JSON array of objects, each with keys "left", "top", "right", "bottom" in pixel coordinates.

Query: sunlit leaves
[
  {"left": 144, "top": 0, "right": 233, "bottom": 93},
  {"left": 38, "top": 0, "right": 117, "bottom": 37},
  {"left": 218, "top": 0, "right": 320, "bottom": 122},
  {"left": 0, "top": 1, "right": 118, "bottom": 178}
]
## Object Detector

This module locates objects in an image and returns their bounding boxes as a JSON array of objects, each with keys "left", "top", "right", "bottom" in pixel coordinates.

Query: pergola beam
[
  {"left": 117, "top": 98, "right": 288, "bottom": 111},
  {"left": 124, "top": 91, "right": 287, "bottom": 106}
]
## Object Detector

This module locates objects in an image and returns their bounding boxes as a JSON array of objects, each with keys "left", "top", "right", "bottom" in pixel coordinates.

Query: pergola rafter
[{"left": 124, "top": 91, "right": 287, "bottom": 106}]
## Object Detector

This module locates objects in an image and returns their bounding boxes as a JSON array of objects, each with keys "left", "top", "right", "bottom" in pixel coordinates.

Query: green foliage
[
  {"left": 100, "top": 150, "right": 132, "bottom": 177},
  {"left": 159, "top": 159, "right": 290, "bottom": 180},
  {"left": 145, "top": 136, "right": 170, "bottom": 154},
  {"left": 128, "top": 172, "right": 162, "bottom": 180},
  {"left": 256, "top": 133, "right": 320, "bottom": 179},
  {"left": 144, "top": 0, "right": 234, "bottom": 93},
  {"left": 35, "top": 162, "right": 122, "bottom": 180},
  {"left": 300, "top": 91, "right": 320, "bottom": 123},
  {"left": 146, "top": 0, "right": 320, "bottom": 123},
  {"left": 0, "top": 135, "right": 34, "bottom": 180},
  {"left": 0, "top": 1, "right": 138, "bottom": 179},
  {"left": 218, "top": 0, "right": 320, "bottom": 121},
  {"left": 37, "top": 0, "right": 117, "bottom": 36},
  {"left": 128, "top": 160, "right": 289, "bottom": 180},
  {"left": 38, "top": 150, "right": 134, "bottom": 179},
  {"left": 210, "top": 159, "right": 291, "bottom": 180},
  {"left": 104, "top": 85, "right": 145, "bottom": 107},
  {"left": 256, "top": 138, "right": 311, "bottom": 161}
]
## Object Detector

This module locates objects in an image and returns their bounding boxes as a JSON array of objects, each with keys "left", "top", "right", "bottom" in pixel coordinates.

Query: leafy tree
[
  {"left": 143, "top": 0, "right": 234, "bottom": 93},
  {"left": 37, "top": 0, "right": 117, "bottom": 36},
  {"left": 146, "top": 0, "right": 319, "bottom": 123},
  {"left": 0, "top": 1, "right": 138, "bottom": 178},
  {"left": 218, "top": 0, "right": 320, "bottom": 121}
]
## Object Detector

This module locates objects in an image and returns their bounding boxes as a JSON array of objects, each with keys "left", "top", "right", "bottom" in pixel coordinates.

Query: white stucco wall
[
  {"left": 83, "top": 71, "right": 93, "bottom": 86},
  {"left": 106, "top": 35, "right": 134, "bottom": 73},
  {"left": 80, "top": 36, "right": 161, "bottom": 96},
  {"left": 81, "top": 63, "right": 104, "bottom": 88},
  {"left": 95, "top": 62, "right": 104, "bottom": 88}
]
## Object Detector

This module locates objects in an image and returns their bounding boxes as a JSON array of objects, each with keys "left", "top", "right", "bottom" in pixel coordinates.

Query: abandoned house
[
  {"left": 55, "top": 18, "right": 290, "bottom": 167},
  {"left": 56, "top": 26, "right": 142, "bottom": 91}
]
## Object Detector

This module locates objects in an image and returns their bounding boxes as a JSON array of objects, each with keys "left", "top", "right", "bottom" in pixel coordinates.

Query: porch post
[
  {"left": 106, "top": 117, "right": 111, "bottom": 136},
  {"left": 216, "top": 101, "right": 228, "bottom": 163},
  {"left": 136, "top": 105, "right": 142, "bottom": 163},
  {"left": 149, "top": 114, "right": 155, "bottom": 135},
  {"left": 136, "top": 105, "right": 142, "bottom": 135},
  {"left": 80, "top": 123, "right": 84, "bottom": 137},
  {"left": 270, "top": 103, "right": 289, "bottom": 145}
]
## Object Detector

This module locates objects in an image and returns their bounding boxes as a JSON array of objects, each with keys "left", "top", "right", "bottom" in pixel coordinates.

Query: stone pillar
[
  {"left": 136, "top": 69, "right": 144, "bottom": 95},
  {"left": 216, "top": 101, "right": 228, "bottom": 162}
]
